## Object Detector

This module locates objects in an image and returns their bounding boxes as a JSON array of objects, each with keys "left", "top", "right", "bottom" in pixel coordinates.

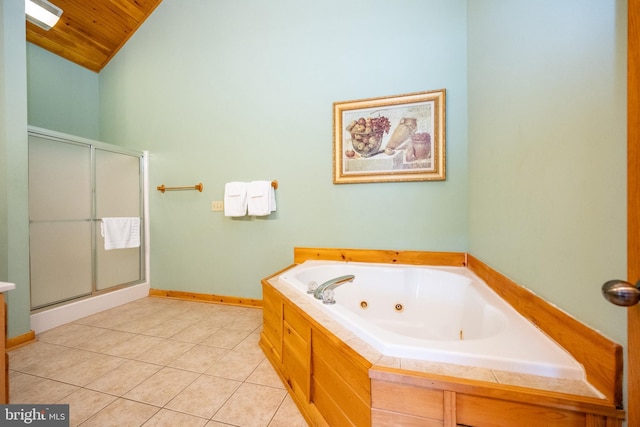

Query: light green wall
[
  {"left": 467, "top": 1, "right": 627, "bottom": 346},
  {"left": 98, "top": 0, "right": 470, "bottom": 299},
  {"left": 27, "top": 43, "right": 99, "bottom": 140},
  {"left": 1, "top": 0, "right": 31, "bottom": 338}
]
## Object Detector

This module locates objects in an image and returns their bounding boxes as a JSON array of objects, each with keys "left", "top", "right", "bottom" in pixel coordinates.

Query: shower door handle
[{"left": 602, "top": 279, "right": 640, "bottom": 306}]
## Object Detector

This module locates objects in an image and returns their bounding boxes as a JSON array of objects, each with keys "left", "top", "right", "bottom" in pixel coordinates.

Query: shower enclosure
[{"left": 28, "top": 127, "right": 146, "bottom": 311}]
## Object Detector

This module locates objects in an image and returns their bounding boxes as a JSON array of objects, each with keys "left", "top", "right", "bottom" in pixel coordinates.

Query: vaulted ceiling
[{"left": 26, "top": 0, "right": 163, "bottom": 73}]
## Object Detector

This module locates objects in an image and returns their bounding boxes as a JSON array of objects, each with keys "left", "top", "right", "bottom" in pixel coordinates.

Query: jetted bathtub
[{"left": 278, "top": 260, "right": 585, "bottom": 380}]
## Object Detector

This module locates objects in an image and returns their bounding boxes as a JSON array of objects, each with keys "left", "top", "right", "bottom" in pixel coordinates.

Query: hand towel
[
  {"left": 224, "top": 182, "right": 248, "bottom": 217},
  {"left": 247, "top": 180, "right": 276, "bottom": 216},
  {"left": 101, "top": 217, "right": 141, "bottom": 250}
]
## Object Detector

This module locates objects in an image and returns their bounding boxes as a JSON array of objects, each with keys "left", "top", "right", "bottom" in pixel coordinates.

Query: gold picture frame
[{"left": 333, "top": 89, "right": 446, "bottom": 184}]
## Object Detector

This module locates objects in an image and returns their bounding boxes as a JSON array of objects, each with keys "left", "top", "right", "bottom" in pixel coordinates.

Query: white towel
[
  {"left": 101, "top": 217, "right": 140, "bottom": 250},
  {"left": 224, "top": 182, "right": 248, "bottom": 217},
  {"left": 247, "top": 181, "right": 276, "bottom": 216}
]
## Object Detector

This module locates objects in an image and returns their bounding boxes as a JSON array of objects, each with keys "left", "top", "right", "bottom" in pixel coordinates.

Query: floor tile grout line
[
  {"left": 26, "top": 329, "right": 256, "bottom": 363},
  {"left": 65, "top": 353, "right": 286, "bottom": 423},
  {"left": 10, "top": 298, "right": 303, "bottom": 426},
  {"left": 11, "top": 342, "right": 270, "bottom": 385},
  {"left": 10, "top": 356, "right": 287, "bottom": 404},
  {"left": 265, "top": 391, "right": 290, "bottom": 427}
]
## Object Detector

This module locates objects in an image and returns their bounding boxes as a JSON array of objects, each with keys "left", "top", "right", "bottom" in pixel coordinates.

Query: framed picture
[{"left": 333, "top": 89, "right": 446, "bottom": 184}]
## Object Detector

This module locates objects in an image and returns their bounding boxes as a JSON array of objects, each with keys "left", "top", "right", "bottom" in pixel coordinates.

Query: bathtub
[{"left": 278, "top": 260, "right": 585, "bottom": 381}]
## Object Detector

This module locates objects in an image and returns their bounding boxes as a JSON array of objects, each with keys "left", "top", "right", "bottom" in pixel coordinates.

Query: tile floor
[{"left": 8, "top": 297, "right": 309, "bottom": 427}]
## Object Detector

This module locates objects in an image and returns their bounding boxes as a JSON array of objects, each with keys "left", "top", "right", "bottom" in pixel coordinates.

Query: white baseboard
[{"left": 30, "top": 283, "right": 150, "bottom": 334}]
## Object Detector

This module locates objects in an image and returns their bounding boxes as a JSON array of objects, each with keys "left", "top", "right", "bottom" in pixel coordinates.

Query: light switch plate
[{"left": 211, "top": 201, "right": 224, "bottom": 211}]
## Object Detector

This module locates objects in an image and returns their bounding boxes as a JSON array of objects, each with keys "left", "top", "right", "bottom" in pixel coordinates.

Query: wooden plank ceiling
[{"left": 26, "top": 0, "right": 163, "bottom": 73}]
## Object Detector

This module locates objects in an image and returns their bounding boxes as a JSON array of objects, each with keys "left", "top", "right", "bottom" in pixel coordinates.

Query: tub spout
[{"left": 313, "top": 275, "right": 355, "bottom": 302}]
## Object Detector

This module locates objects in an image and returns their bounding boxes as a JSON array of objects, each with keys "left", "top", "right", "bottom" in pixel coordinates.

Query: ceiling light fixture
[{"left": 25, "top": 0, "right": 63, "bottom": 31}]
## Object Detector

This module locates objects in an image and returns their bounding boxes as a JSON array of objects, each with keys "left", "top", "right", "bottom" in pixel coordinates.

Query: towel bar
[
  {"left": 157, "top": 183, "right": 203, "bottom": 193},
  {"left": 157, "top": 181, "right": 276, "bottom": 193}
]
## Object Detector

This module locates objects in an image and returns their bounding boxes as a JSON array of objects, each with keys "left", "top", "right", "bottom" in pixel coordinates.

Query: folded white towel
[
  {"left": 224, "top": 182, "right": 248, "bottom": 217},
  {"left": 247, "top": 181, "right": 276, "bottom": 216},
  {"left": 101, "top": 217, "right": 141, "bottom": 250}
]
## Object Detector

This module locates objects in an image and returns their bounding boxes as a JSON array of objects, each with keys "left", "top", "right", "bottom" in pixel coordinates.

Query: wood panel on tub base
[
  {"left": 258, "top": 247, "right": 625, "bottom": 426},
  {"left": 370, "top": 368, "right": 623, "bottom": 427},
  {"left": 259, "top": 280, "right": 372, "bottom": 426}
]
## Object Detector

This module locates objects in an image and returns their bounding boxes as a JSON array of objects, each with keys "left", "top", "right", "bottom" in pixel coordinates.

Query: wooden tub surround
[{"left": 259, "top": 247, "right": 625, "bottom": 426}]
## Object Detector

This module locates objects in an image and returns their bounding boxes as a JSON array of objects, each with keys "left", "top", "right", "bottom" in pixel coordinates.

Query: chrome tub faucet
[{"left": 310, "top": 275, "right": 355, "bottom": 304}]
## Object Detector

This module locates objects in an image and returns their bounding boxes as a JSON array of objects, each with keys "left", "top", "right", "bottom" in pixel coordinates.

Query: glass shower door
[
  {"left": 28, "top": 136, "right": 93, "bottom": 309},
  {"left": 28, "top": 131, "right": 145, "bottom": 310},
  {"left": 95, "top": 148, "right": 143, "bottom": 291}
]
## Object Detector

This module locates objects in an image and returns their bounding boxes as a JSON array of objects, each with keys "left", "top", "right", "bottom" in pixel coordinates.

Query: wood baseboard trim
[
  {"left": 149, "top": 289, "right": 262, "bottom": 308},
  {"left": 7, "top": 330, "right": 36, "bottom": 350}
]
